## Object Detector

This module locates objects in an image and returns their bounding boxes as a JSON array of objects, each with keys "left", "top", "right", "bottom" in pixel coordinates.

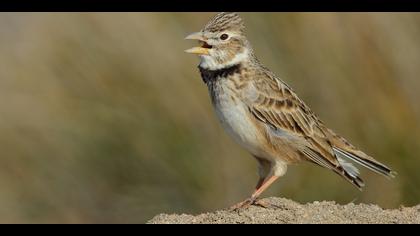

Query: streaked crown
[
  {"left": 185, "top": 12, "right": 251, "bottom": 70},
  {"left": 203, "top": 12, "right": 245, "bottom": 34}
]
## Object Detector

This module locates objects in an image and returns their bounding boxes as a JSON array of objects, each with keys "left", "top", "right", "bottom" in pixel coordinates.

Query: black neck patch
[{"left": 199, "top": 64, "right": 242, "bottom": 84}]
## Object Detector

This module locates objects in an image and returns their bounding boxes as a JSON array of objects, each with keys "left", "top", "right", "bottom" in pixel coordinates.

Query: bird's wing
[
  {"left": 247, "top": 72, "right": 336, "bottom": 164},
  {"left": 246, "top": 71, "right": 365, "bottom": 188}
]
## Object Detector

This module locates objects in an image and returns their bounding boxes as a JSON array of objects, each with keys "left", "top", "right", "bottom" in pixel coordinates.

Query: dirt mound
[{"left": 148, "top": 197, "right": 420, "bottom": 224}]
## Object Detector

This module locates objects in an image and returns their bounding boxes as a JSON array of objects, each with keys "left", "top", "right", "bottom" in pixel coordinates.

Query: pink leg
[
  {"left": 230, "top": 175, "right": 279, "bottom": 210},
  {"left": 251, "top": 175, "right": 279, "bottom": 199},
  {"left": 255, "top": 177, "right": 265, "bottom": 190}
]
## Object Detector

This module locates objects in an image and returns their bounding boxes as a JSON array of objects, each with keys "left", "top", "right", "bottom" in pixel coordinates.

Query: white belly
[
  {"left": 206, "top": 80, "right": 291, "bottom": 175},
  {"left": 212, "top": 91, "right": 264, "bottom": 157}
]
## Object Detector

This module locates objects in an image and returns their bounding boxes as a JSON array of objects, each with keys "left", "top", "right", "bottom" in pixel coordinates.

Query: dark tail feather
[
  {"left": 333, "top": 147, "right": 397, "bottom": 179},
  {"left": 302, "top": 147, "right": 365, "bottom": 190}
]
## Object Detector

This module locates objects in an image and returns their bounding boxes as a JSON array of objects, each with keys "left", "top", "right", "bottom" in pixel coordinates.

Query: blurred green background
[{"left": 0, "top": 12, "right": 419, "bottom": 223}]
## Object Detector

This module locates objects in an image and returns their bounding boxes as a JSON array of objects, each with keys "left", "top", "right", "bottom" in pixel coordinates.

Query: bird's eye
[{"left": 220, "top": 34, "right": 229, "bottom": 40}]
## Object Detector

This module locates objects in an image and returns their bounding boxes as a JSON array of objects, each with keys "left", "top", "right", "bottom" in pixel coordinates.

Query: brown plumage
[{"left": 185, "top": 12, "right": 396, "bottom": 209}]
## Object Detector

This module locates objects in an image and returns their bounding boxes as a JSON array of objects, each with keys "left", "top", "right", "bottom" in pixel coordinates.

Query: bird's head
[{"left": 185, "top": 12, "right": 251, "bottom": 70}]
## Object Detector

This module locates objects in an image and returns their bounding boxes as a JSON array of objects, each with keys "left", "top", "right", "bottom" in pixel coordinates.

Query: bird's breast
[{"left": 208, "top": 78, "right": 265, "bottom": 157}]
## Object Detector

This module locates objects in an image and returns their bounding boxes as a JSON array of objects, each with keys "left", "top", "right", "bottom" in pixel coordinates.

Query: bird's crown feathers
[{"left": 203, "top": 12, "right": 245, "bottom": 33}]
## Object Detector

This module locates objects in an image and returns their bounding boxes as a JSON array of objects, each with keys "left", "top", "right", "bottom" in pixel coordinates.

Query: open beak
[{"left": 184, "top": 32, "right": 211, "bottom": 55}]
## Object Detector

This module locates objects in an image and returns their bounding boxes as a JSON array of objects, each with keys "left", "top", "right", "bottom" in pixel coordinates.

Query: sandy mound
[{"left": 148, "top": 197, "right": 420, "bottom": 224}]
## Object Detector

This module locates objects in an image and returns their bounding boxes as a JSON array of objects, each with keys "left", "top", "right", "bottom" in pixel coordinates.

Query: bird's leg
[
  {"left": 255, "top": 177, "right": 265, "bottom": 190},
  {"left": 252, "top": 156, "right": 271, "bottom": 200},
  {"left": 251, "top": 175, "right": 278, "bottom": 200},
  {"left": 229, "top": 175, "right": 279, "bottom": 210},
  {"left": 250, "top": 175, "right": 279, "bottom": 208}
]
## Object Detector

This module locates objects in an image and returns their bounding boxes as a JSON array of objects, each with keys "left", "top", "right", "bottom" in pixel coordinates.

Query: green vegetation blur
[{"left": 0, "top": 13, "right": 419, "bottom": 223}]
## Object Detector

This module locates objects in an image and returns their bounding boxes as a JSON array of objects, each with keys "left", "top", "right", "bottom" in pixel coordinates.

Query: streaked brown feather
[{"left": 245, "top": 69, "right": 368, "bottom": 183}]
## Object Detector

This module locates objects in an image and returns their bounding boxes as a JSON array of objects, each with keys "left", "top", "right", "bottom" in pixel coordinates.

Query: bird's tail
[{"left": 333, "top": 147, "right": 397, "bottom": 179}]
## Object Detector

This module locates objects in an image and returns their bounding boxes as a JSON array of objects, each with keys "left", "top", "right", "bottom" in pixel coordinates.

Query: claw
[
  {"left": 253, "top": 199, "right": 272, "bottom": 208},
  {"left": 229, "top": 198, "right": 277, "bottom": 211},
  {"left": 229, "top": 198, "right": 256, "bottom": 211}
]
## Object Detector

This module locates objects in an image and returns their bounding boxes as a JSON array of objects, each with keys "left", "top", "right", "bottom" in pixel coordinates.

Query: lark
[{"left": 185, "top": 12, "right": 396, "bottom": 209}]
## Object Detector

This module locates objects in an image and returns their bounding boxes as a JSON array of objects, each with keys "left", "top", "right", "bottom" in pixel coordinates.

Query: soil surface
[{"left": 148, "top": 197, "right": 420, "bottom": 224}]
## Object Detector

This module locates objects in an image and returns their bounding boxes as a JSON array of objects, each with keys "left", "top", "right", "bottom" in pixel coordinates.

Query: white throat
[{"left": 199, "top": 48, "right": 249, "bottom": 70}]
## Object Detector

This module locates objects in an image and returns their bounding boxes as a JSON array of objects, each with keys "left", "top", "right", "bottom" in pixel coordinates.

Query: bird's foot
[
  {"left": 229, "top": 198, "right": 255, "bottom": 211},
  {"left": 229, "top": 198, "right": 272, "bottom": 211},
  {"left": 252, "top": 199, "right": 272, "bottom": 208}
]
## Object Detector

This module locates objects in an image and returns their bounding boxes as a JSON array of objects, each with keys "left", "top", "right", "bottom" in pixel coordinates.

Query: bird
[{"left": 185, "top": 12, "right": 396, "bottom": 209}]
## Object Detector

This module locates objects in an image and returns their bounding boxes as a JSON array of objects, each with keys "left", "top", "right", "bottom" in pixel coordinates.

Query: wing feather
[
  {"left": 241, "top": 67, "right": 394, "bottom": 189},
  {"left": 246, "top": 73, "right": 366, "bottom": 188}
]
